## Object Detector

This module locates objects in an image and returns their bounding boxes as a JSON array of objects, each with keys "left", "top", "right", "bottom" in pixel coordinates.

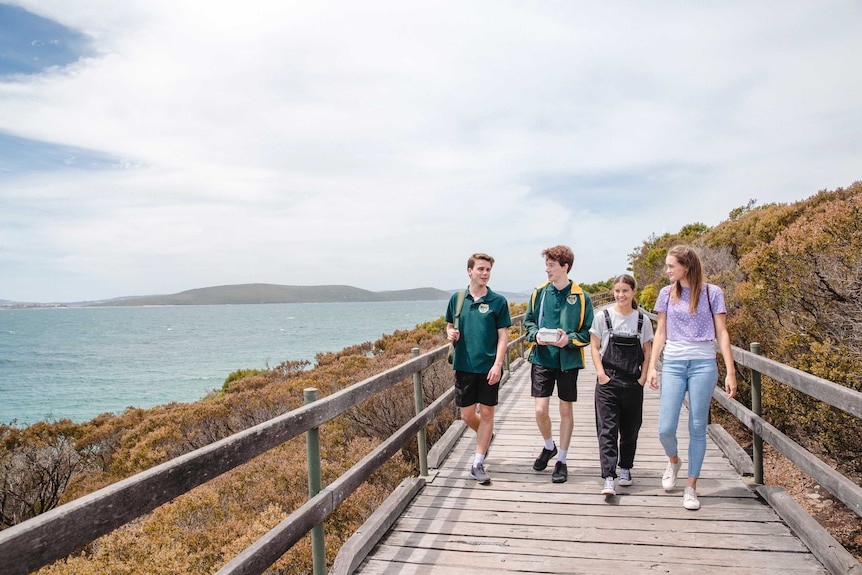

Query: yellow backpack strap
[
  {"left": 530, "top": 281, "right": 550, "bottom": 314},
  {"left": 570, "top": 282, "right": 585, "bottom": 331},
  {"left": 526, "top": 282, "right": 550, "bottom": 360}
]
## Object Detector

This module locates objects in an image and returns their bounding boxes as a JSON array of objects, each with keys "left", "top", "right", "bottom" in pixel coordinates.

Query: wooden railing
[
  {"left": 0, "top": 316, "right": 527, "bottom": 575},
  {"left": 589, "top": 289, "right": 614, "bottom": 307}
]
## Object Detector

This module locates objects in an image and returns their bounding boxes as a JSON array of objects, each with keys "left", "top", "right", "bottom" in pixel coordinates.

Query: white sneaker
[
  {"left": 662, "top": 460, "right": 682, "bottom": 491},
  {"left": 601, "top": 476, "right": 616, "bottom": 496},
  {"left": 618, "top": 468, "right": 632, "bottom": 486},
  {"left": 683, "top": 487, "right": 700, "bottom": 510},
  {"left": 471, "top": 463, "right": 491, "bottom": 485}
]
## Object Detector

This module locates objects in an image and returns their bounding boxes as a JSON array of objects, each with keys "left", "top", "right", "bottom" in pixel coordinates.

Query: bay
[{"left": 0, "top": 300, "right": 447, "bottom": 426}]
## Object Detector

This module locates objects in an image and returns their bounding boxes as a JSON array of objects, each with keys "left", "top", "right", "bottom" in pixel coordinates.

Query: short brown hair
[
  {"left": 468, "top": 252, "right": 495, "bottom": 269},
  {"left": 541, "top": 245, "right": 574, "bottom": 273}
]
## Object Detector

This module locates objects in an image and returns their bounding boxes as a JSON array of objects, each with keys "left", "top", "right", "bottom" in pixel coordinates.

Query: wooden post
[
  {"left": 412, "top": 348, "right": 428, "bottom": 477},
  {"left": 750, "top": 343, "right": 764, "bottom": 485},
  {"left": 304, "top": 388, "right": 325, "bottom": 575}
]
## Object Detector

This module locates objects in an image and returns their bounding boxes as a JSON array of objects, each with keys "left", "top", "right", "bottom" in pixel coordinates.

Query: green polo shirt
[{"left": 446, "top": 287, "right": 511, "bottom": 374}]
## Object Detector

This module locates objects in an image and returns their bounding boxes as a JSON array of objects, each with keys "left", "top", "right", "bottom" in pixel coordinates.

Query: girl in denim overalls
[{"left": 589, "top": 274, "right": 654, "bottom": 496}]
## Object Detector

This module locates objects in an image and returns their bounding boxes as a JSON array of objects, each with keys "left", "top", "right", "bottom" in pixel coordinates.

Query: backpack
[{"left": 446, "top": 290, "right": 467, "bottom": 364}]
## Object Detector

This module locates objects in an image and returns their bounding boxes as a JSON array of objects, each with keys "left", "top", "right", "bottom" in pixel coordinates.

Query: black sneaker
[
  {"left": 551, "top": 461, "right": 568, "bottom": 483},
  {"left": 532, "top": 444, "right": 558, "bottom": 471}
]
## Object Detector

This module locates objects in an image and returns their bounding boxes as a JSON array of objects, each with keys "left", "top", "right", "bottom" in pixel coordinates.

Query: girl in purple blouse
[{"left": 646, "top": 245, "right": 737, "bottom": 510}]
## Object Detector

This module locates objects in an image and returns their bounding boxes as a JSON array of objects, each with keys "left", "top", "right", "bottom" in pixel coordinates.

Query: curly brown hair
[{"left": 541, "top": 245, "right": 574, "bottom": 273}]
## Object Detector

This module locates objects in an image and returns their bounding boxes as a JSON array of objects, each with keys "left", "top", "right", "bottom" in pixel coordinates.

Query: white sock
[
  {"left": 544, "top": 438, "right": 555, "bottom": 451},
  {"left": 557, "top": 449, "right": 567, "bottom": 464},
  {"left": 474, "top": 453, "right": 485, "bottom": 466}
]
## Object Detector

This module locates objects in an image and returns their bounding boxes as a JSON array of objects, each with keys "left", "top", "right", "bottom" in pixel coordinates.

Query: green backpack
[{"left": 446, "top": 290, "right": 467, "bottom": 364}]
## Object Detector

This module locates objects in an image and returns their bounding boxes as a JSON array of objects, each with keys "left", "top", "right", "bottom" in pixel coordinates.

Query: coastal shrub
[
  {"left": 222, "top": 368, "right": 265, "bottom": 390},
  {"left": 581, "top": 278, "right": 614, "bottom": 293},
  {"left": 0, "top": 420, "right": 90, "bottom": 527},
  {"left": 638, "top": 283, "right": 659, "bottom": 311}
]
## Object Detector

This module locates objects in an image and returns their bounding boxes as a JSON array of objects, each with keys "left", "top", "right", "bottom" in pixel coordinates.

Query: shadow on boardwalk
[{"left": 353, "top": 353, "right": 829, "bottom": 574}]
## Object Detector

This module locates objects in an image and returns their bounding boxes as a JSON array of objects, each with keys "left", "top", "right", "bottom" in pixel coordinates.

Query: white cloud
[{"left": 1, "top": 0, "right": 860, "bottom": 302}]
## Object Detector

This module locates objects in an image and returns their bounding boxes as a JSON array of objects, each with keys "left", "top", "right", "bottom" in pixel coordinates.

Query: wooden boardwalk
[{"left": 352, "top": 353, "right": 829, "bottom": 574}]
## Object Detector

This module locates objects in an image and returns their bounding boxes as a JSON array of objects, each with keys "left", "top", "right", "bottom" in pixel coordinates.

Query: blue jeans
[{"left": 657, "top": 359, "right": 717, "bottom": 478}]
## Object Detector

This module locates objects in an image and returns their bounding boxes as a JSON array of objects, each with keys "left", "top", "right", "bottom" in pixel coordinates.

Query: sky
[{"left": 1, "top": 1, "right": 860, "bottom": 303}]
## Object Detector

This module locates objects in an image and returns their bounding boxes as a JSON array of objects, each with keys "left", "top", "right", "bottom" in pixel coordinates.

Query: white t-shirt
[{"left": 589, "top": 307, "right": 654, "bottom": 355}]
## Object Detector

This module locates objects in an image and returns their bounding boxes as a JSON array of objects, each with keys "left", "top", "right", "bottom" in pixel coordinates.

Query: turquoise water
[{"left": 0, "top": 301, "right": 447, "bottom": 426}]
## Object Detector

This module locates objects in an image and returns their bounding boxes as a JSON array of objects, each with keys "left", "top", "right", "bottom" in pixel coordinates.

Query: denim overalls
[{"left": 595, "top": 309, "right": 645, "bottom": 479}]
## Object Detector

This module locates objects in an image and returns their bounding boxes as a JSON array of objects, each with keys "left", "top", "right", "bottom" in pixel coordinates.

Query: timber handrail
[
  {"left": 0, "top": 314, "right": 527, "bottom": 575},
  {"left": 728, "top": 346, "right": 862, "bottom": 419}
]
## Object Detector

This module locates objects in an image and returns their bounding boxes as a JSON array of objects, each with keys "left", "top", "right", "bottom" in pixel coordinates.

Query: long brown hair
[
  {"left": 613, "top": 274, "right": 639, "bottom": 310},
  {"left": 668, "top": 245, "right": 704, "bottom": 315}
]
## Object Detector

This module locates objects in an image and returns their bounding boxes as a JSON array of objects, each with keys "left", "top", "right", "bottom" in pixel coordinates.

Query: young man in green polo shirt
[
  {"left": 446, "top": 252, "right": 512, "bottom": 485},
  {"left": 524, "top": 245, "right": 594, "bottom": 483}
]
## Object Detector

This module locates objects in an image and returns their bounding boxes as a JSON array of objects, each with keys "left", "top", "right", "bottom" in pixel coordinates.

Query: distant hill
[
  {"left": 92, "top": 284, "right": 452, "bottom": 306},
  {"left": 1, "top": 285, "right": 530, "bottom": 308}
]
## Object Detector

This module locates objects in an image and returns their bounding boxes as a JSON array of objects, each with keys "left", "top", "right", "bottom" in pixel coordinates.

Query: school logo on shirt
[
  {"left": 566, "top": 295, "right": 578, "bottom": 305},
  {"left": 478, "top": 303, "right": 490, "bottom": 314}
]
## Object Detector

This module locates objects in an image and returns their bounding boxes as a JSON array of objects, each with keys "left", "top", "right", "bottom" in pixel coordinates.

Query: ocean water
[{"left": 0, "top": 301, "right": 447, "bottom": 426}]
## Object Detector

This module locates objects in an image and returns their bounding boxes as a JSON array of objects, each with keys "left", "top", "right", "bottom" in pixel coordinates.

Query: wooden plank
[
  {"left": 403, "top": 494, "right": 780, "bottom": 522},
  {"left": 427, "top": 420, "right": 467, "bottom": 469},
  {"left": 330, "top": 477, "right": 426, "bottom": 575},
  {"left": 397, "top": 505, "right": 792, "bottom": 535},
  {"left": 358, "top": 560, "right": 824, "bottom": 575},
  {"left": 708, "top": 423, "right": 754, "bottom": 476},
  {"left": 386, "top": 516, "right": 808, "bottom": 552},
  {"left": 421, "top": 475, "right": 757, "bottom": 501},
  {"left": 361, "top": 543, "right": 828, "bottom": 574}
]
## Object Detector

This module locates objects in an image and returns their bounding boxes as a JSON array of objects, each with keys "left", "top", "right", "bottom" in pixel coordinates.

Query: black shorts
[
  {"left": 531, "top": 364, "right": 579, "bottom": 402},
  {"left": 455, "top": 371, "right": 499, "bottom": 407}
]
